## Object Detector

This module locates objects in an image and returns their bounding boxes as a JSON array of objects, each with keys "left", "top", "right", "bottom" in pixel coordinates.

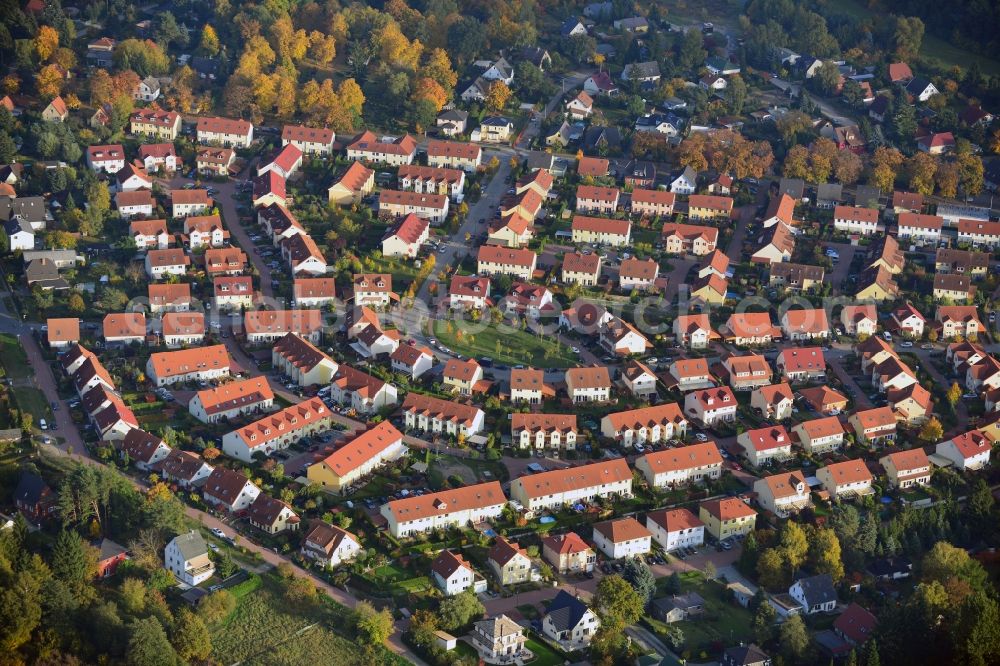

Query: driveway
[
  {"left": 21, "top": 332, "right": 87, "bottom": 456},
  {"left": 725, "top": 204, "right": 757, "bottom": 265},
  {"left": 825, "top": 353, "right": 872, "bottom": 409},
  {"left": 823, "top": 242, "right": 858, "bottom": 294}
]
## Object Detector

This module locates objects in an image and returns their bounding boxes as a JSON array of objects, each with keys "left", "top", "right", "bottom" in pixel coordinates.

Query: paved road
[
  {"left": 826, "top": 352, "right": 873, "bottom": 409},
  {"left": 911, "top": 347, "right": 969, "bottom": 434},
  {"left": 824, "top": 242, "right": 859, "bottom": 294},
  {"left": 768, "top": 77, "right": 854, "bottom": 126},
  {"left": 725, "top": 204, "right": 756, "bottom": 265}
]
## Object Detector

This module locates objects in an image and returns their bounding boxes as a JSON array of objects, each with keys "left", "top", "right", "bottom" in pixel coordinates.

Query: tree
[
  {"left": 894, "top": 16, "right": 925, "bottom": 60},
  {"left": 200, "top": 24, "right": 220, "bottom": 56},
  {"left": 197, "top": 590, "right": 235, "bottom": 625},
  {"left": 114, "top": 39, "right": 170, "bottom": 77},
  {"left": 870, "top": 146, "right": 904, "bottom": 190},
  {"left": 156, "top": 11, "right": 187, "bottom": 50},
  {"left": 127, "top": 617, "right": 178, "bottom": 666},
  {"left": 412, "top": 77, "right": 448, "bottom": 112},
  {"left": 968, "top": 479, "right": 995, "bottom": 524},
  {"left": 752, "top": 598, "right": 776, "bottom": 645},
  {"left": 35, "top": 64, "right": 64, "bottom": 98},
  {"left": 355, "top": 601, "right": 394, "bottom": 646},
  {"left": 172, "top": 608, "right": 211, "bottom": 661},
  {"left": 958, "top": 153, "right": 984, "bottom": 196},
  {"left": 678, "top": 29, "right": 707, "bottom": 71},
  {"left": 725, "top": 75, "right": 748, "bottom": 115},
  {"left": 421, "top": 47, "right": 457, "bottom": 91},
  {"left": 783, "top": 144, "right": 811, "bottom": 179},
  {"left": 51, "top": 530, "right": 97, "bottom": 601},
  {"left": 0, "top": 131, "right": 16, "bottom": 164},
  {"left": 485, "top": 80, "right": 511, "bottom": 112},
  {"left": 922, "top": 541, "right": 989, "bottom": 592},
  {"left": 780, "top": 521, "right": 809, "bottom": 570},
  {"left": 592, "top": 574, "right": 644, "bottom": 635},
  {"left": 776, "top": 111, "right": 813, "bottom": 146},
  {"left": 834, "top": 150, "right": 863, "bottom": 184},
  {"left": 67, "top": 292, "right": 85, "bottom": 314},
  {"left": 622, "top": 559, "right": 656, "bottom": 605},
  {"left": 935, "top": 161, "right": 960, "bottom": 198},
  {"left": 841, "top": 79, "right": 866, "bottom": 108},
  {"left": 953, "top": 591, "right": 1000, "bottom": 666},
  {"left": 120, "top": 577, "right": 147, "bottom": 614},
  {"left": 812, "top": 61, "right": 842, "bottom": 96},
  {"left": 891, "top": 104, "right": 917, "bottom": 147},
  {"left": 864, "top": 639, "right": 881, "bottom": 666},
  {"left": 34, "top": 25, "right": 59, "bottom": 62},
  {"left": 756, "top": 547, "right": 787, "bottom": 590},
  {"left": 665, "top": 571, "right": 681, "bottom": 594},
  {"left": 809, "top": 527, "right": 844, "bottom": 581},
  {"left": 780, "top": 614, "right": 810, "bottom": 661},
  {"left": 946, "top": 382, "right": 962, "bottom": 407},
  {"left": 919, "top": 416, "right": 944, "bottom": 442},
  {"left": 308, "top": 31, "right": 336, "bottom": 65},
  {"left": 438, "top": 589, "right": 484, "bottom": 631},
  {"left": 907, "top": 152, "right": 938, "bottom": 195}
]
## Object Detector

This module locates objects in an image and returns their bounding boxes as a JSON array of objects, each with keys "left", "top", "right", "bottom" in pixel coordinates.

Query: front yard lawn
[
  {"left": 432, "top": 320, "right": 579, "bottom": 368},
  {"left": 14, "top": 387, "right": 52, "bottom": 424},
  {"left": 0, "top": 334, "right": 31, "bottom": 378},
  {"left": 667, "top": 577, "right": 755, "bottom": 653}
]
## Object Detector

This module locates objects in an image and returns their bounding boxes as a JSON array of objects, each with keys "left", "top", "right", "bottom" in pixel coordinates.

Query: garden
[{"left": 431, "top": 319, "right": 579, "bottom": 368}]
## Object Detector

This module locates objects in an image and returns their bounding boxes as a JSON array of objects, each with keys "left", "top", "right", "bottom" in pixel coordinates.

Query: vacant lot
[{"left": 432, "top": 320, "right": 578, "bottom": 368}]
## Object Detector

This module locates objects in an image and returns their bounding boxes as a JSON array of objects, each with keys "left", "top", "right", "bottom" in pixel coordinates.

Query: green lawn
[
  {"left": 0, "top": 334, "right": 31, "bottom": 379},
  {"left": 524, "top": 637, "right": 565, "bottom": 666},
  {"left": 663, "top": 577, "right": 755, "bottom": 653},
  {"left": 432, "top": 320, "right": 579, "bottom": 368},
  {"left": 14, "top": 387, "right": 52, "bottom": 424}
]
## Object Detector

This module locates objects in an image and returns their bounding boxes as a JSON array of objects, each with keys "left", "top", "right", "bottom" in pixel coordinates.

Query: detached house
[
  {"left": 347, "top": 131, "right": 417, "bottom": 166},
  {"left": 776, "top": 347, "right": 826, "bottom": 382},
  {"left": 488, "top": 537, "right": 534, "bottom": 585},
  {"left": 164, "top": 531, "right": 214, "bottom": 586},
  {"left": 593, "top": 517, "right": 651, "bottom": 560},
  {"left": 790, "top": 574, "right": 838, "bottom": 615},
  {"left": 722, "top": 353, "right": 773, "bottom": 391},
  {"left": 818, "top": 460, "right": 874, "bottom": 499},
  {"left": 302, "top": 523, "right": 361, "bottom": 568},
  {"left": 685, "top": 386, "right": 738, "bottom": 426},
  {"left": 738, "top": 425, "right": 793, "bottom": 466},
  {"left": 247, "top": 495, "right": 299, "bottom": 534},
  {"left": 328, "top": 161, "right": 374, "bottom": 205},
  {"left": 936, "top": 430, "right": 991, "bottom": 470},
  {"left": 792, "top": 416, "right": 845, "bottom": 454},
  {"left": 196, "top": 116, "right": 253, "bottom": 148},
  {"left": 880, "top": 448, "right": 931, "bottom": 488},
  {"left": 673, "top": 313, "right": 719, "bottom": 349},
  {"left": 431, "top": 550, "right": 486, "bottom": 596},
  {"left": 699, "top": 498, "right": 756, "bottom": 541},
  {"left": 202, "top": 467, "right": 261, "bottom": 513},
  {"left": 542, "top": 532, "right": 596, "bottom": 574},
  {"left": 849, "top": 406, "right": 897, "bottom": 445},
  {"left": 755, "top": 471, "right": 811, "bottom": 517},
  {"left": 751, "top": 383, "right": 795, "bottom": 421},
  {"left": 781, "top": 309, "right": 829, "bottom": 340},
  {"left": 647, "top": 508, "right": 705, "bottom": 552}
]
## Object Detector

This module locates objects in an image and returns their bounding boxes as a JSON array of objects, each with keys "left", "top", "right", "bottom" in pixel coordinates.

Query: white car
[
  {"left": 39, "top": 419, "right": 47, "bottom": 430},
  {"left": 210, "top": 528, "right": 227, "bottom": 539},
  {"left": 633, "top": 443, "right": 645, "bottom": 453},
  {"left": 571, "top": 346, "right": 581, "bottom": 354},
  {"left": 899, "top": 341, "right": 913, "bottom": 348},
  {"left": 694, "top": 433, "right": 709, "bottom": 442}
]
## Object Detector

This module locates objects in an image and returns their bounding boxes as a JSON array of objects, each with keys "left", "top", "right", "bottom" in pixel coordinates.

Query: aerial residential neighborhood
[{"left": 0, "top": 1, "right": 999, "bottom": 665}]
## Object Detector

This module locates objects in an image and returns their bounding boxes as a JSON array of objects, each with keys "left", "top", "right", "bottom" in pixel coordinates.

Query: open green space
[
  {"left": 0, "top": 334, "right": 31, "bottom": 379},
  {"left": 829, "top": 0, "right": 1000, "bottom": 75},
  {"left": 14, "top": 386, "right": 52, "bottom": 424},
  {"left": 210, "top": 576, "right": 406, "bottom": 666},
  {"left": 432, "top": 320, "right": 579, "bottom": 368},
  {"left": 524, "top": 636, "right": 566, "bottom": 666},
  {"left": 649, "top": 574, "right": 754, "bottom": 654}
]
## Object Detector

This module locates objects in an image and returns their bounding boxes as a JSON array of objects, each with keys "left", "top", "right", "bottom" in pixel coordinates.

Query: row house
[
  {"left": 103, "top": 313, "right": 146, "bottom": 346},
  {"left": 512, "top": 414, "right": 577, "bottom": 453},
  {"left": 601, "top": 403, "right": 689, "bottom": 448},
  {"left": 397, "top": 165, "right": 465, "bottom": 199},
  {"left": 699, "top": 498, "right": 757, "bottom": 541},
  {"left": 673, "top": 313, "right": 719, "bottom": 349},
  {"left": 661, "top": 223, "right": 718, "bottom": 256},
  {"left": 667, "top": 358, "right": 714, "bottom": 392},
  {"left": 170, "top": 189, "right": 212, "bottom": 218},
  {"left": 243, "top": 309, "right": 322, "bottom": 345},
  {"left": 833, "top": 205, "right": 880, "bottom": 235},
  {"left": 630, "top": 188, "right": 675, "bottom": 217},
  {"left": 402, "top": 392, "right": 485, "bottom": 438},
  {"left": 145, "top": 248, "right": 189, "bottom": 279},
  {"left": 347, "top": 131, "right": 417, "bottom": 166},
  {"left": 272, "top": 333, "right": 339, "bottom": 386},
  {"left": 933, "top": 274, "right": 975, "bottom": 302},
  {"left": 565, "top": 366, "right": 612, "bottom": 403},
  {"left": 635, "top": 442, "right": 723, "bottom": 489},
  {"left": 196, "top": 146, "right": 235, "bottom": 176},
  {"left": 251, "top": 170, "right": 287, "bottom": 208},
  {"left": 353, "top": 273, "right": 394, "bottom": 309},
  {"left": 489, "top": 211, "right": 534, "bottom": 248},
  {"left": 116, "top": 163, "right": 153, "bottom": 192},
  {"left": 381, "top": 481, "right": 506, "bottom": 538},
  {"left": 196, "top": 116, "right": 253, "bottom": 148},
  {"left": 509, "top": 368, "right": 555, "bottom": 404},
  {"left": 562, "top": 251, "right": 603, "bottom": 287},
  {"left": 935, "top": 430, "right": 992, "bottom": 470},
  {"left": 593, "top": 517, "right": 651, "bottom": 560},
  {"left": 427, "top": 139, "right": 482, "bottom": 172},
  {"left": 161, "top": 312, "right": 205, "bottom": 347},
  {"left": 619, "top": 257, "right": 659, "bottom": 291},
  {"left": 120, "top": 429, "right": 171, "bottom": 471},
  {"left": 892, "top": 302, "right": 926, "bottom": 338},
  {"left": 571, "top": 215, "right": 631, "bottom": 247},
  {"left": 722, "top": 353, "right": 773, "bottom": 391},
  {"left": 769, "top": 263, "right": 824, "bottom": 292},
  {"left": 306, "top": 421, "right": 406, "bottom": 492},
  {"left": 723, "top": 312, "right": 778, "bottom": 346},
  {"left": 575, "top": 186, "right": 620, "bottom": 215},
  {"left": 431, "top": 550, "right": 487, "bottom": 596},
  {"left": 622, "top": 361, "right": 657, "bottom": 399},
  {"left": 188, "top": 377, "right": 274, "bottom": 424},
  {"left": 510, "top": 459, "right": 633, "bottom": 511},
  {"left": 205, "top": 247, "right": 248, "bottom": 276},
  {"left": 687, "top": 194, "right": 733, "bottom": 221},
  {"left": 738, "top": 425, "right": 793, "bottom": 466},
  {"left": 378, "top": 190, "right": 449, "bottom": 225},
  {"left": 935, "top": 248, "right": 989, "bottom": 277},
  {"left": 222, "top": 397, "right": 331, "bottom": 462},
  {"left": 897, "top": 212, "right": 943, "bottom": 243},
  {"left": 762, "top": 193, "right": 797, "bottom": 229},
  {"left": 281, "top": 124, "right": 335, "bottom": 155},
  {"left": 157, "top": 449, "right": 213, "bottom": 489},
  {"left": 957, "top": 218, "right": 1000, "bottom": 248},
  {"left": 116, "top": 190, "right": 154, "bottom": 220},
  {"left": 281, "top": 232, "right": 328, "bottom": 276},
  {"left": 292, "top": 277, "right": 336, "bottom": 308},
  {"left": 382, "top": 212, "right": 430, "bottom": 258},
  {"left": 751, "top": 223, "right": 795, "bottom": 264},
  {"left": 86, "top": 144, "right": 125, "bottom": 173},
  {"left": 129, "top": 108, "right": 182, "bottom": 140},
  {"left": 936, "top": 305, "right": 984, "bottom": 340},
  {"left": 247, "top": 495, "right": 299, "bottom": 534},
  {"left": 257, "top": 143, "right": 303, "bottom": 180},
  {"left": 145, "top": 344, "right": 230, "bottom": 387},
  {"left": 599, "top": 315, "right": 651, "bottom": 356},
  {"left": 477, "top": 245, "right": 537, "bottom": 281},
  {"left": 442, "top": 358, "right": 485, "bottom": 395}
]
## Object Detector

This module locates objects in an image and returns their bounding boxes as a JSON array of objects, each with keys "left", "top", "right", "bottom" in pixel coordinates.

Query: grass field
[
  {"left": 210, "top": 577, "right": 405, "bottom": 666},
  {"left": 0, "top": 334, "right": 31, "bottom": 379},
  {"left": 648, "top": 574, "right": 754, "bottom": 653},
  {"left": 524, "top": 637, "right": 566, "bottom": 666},
  {"left": 432, "top": 320, "right": 579, "bottom": 368},
  {"left": 14, "top": 387, "right": 52, "bottom": 424},
  {"left": 829, "top": 0, "right": 1000, "bottom": 75}
]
